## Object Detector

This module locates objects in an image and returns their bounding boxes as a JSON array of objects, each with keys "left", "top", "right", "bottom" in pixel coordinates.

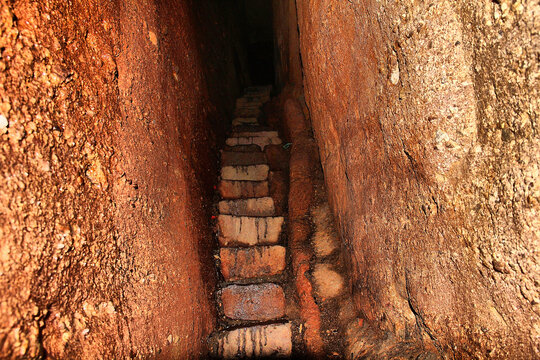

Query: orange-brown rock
[{"left": 290, "top": 0, "right": 540, "bottom": 357}]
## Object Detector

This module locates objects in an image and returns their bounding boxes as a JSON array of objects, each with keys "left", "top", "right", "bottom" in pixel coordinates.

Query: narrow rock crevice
[{"left": 1, "top": 0, "right": 538, "bottom": 358}]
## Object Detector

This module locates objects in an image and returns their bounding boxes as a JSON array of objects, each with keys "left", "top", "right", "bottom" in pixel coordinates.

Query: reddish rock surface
[
  {"left": 265, "top": 144, "right": 289, "bottom": 171},
  {"left": 269, "top": 170, "right": 288, "bottom": 216},
  {"left": 0, "top": 0, "right": 247, "bottom": 358},
  {"left": 291, "top": 0, "right": 540, "bottom": 358}
]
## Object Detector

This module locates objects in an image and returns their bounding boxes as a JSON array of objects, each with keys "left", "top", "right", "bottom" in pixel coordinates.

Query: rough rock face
[
  {"left": 294, "top": 0, "right": 539, "bottom": 358},
  {"left": 0, "top": 0, "right": 245, "bottom": 358},
  {"left": 272, "top": 0, "right": 302, "bottom": 92}
]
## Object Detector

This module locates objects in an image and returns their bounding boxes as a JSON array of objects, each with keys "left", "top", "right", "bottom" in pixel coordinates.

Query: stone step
[
  {"left": 226, "top": 136, "right": 282, "bottom": 150},
  {"left": 235, "top": 103, "right": 261, "bottom": 110},
  {"left": 239, "top": 95, "right": 269, "bottom": 104},
  {"left": 232, "top": 117, "right": 258, "bottom": 127},
  {"left": 213, "top": 323, "right": 292, "bottom": 359},
  {"left": 219, "top": 245, "right": 286, "bottom": 281},
  {"left": 221, "top": 151, "right": 266, "bottom": 166},
  {"left": 219, "top": 197, "right": 275, "bottom": 217},
  {"left": 220, "top": 283, "right": 286, "bottom": 321},
  {"left": 231, "top": 130, "right": 279, "bottom": 138},
  {"left": 245, "top": 85, "right": 272, "bottom": 95},
  {"left": 221, "top": 164, "right": 269, "bottom": 181},
  {"left": 218, "top": 215, "right": 284, "bottom": 246},
  {"left": 223, "top": 144, "right": 262, "bottom": 153},
  {"left": 234, "top": 108, "right": 261, "bottom": 118},
  {"left": 232, "top": 124, "right": 273, "bottom": 133},
  {"left": 236, "top": 98, "right": 265, "bottom": 108},
  {"left": 218, "top": 180, "right": 269, "bottom": 199}
]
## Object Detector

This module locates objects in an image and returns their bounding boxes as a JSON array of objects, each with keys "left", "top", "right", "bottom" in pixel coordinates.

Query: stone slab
[
  {"left": 232, "top": 117, "right": 258, "bottom": 127},
  {"left": 219, "top": 245, "right": 286, "bottom": 281},
  {"left": 220, "top": 283, "right": 286, "bottom": 321},
  {"left": 222, "top": 144, "right": 262, "bottom": 153},
  {"left": 214, "top": 323, "right": 292, "bottom": 358},
  {"left": 218, "top": 180, "right": 269, "bottom": 199},
  {"left": 219, "top": 197, "right": 275, "bottom": 217},
  {"left": 221, "top": 151, "right": 267, "bottom": 166},
  {"left": 218, "top": 215, "right": 284, "bottom": 246},
  {"left": 221, "top": 164, "right": 269, "bottom": 181},
  {"left": 234, "top": 108, "right": 262, "bottom": 118},
  {"left": 231, "top": 130, "right": 279, "bottom": 138},
  {"left": 226, "top": 136, "right": 282, "bottom": 150}
]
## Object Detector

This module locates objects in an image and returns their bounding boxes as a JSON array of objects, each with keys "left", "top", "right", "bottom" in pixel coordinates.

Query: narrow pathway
[{"left": 210, "top": 86, "right": 293, "bottom": 358}]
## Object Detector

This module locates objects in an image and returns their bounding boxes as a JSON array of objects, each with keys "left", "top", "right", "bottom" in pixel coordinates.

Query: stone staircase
[{"left": 210, "top": 86, "right": 293, "bottom": 358}]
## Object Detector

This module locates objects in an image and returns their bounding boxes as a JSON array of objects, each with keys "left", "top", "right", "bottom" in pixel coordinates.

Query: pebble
[{"left": 0, "top": 114, "right": 8, "bottom": 133}]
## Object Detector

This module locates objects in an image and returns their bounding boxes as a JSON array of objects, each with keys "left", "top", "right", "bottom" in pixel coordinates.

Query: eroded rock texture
[
  {"left": 0, "top": 0, "right": 246, "bottom": 358},
  {"left": 294, "top": 0, "right": 539, "bottom": 358}
]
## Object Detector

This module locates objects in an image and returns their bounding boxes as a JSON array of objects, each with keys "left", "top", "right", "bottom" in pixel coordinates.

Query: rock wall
[
  {"left": 293, "top": 0, "right": 539, "bottom": 358},
  {"left": 272, "top": 0, "right": 302, "bottom": 92},
  {"left": 0, "top": 0, "right": 245, "bottom": 358}
]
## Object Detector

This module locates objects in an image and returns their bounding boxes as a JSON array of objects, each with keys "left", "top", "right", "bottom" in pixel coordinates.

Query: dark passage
[{"left": 241, "top": 0, "right": 275, "bottom": 85}]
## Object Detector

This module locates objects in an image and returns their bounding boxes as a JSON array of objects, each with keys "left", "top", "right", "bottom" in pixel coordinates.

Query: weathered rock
[
  {"left": 221, "top": 164, "right": 269, "bottom": 181},
  {"left": 0, "top": 0, "right": 247, "bottom": 358},
  {"left": 218, "top": 197, "right": 275, "bottom": 216},
  {"left": 311, "top": 203, "right": 339, "bottom": 257},
  {"left": 269, "top": 171, "right": 288, "bottom": 216},
  {"left": 312, "top": 263, "right": 344, "bottom": 300},
  {"left": 220, "top": 283, "right": 286, "bottom": 321},
  {"left": 218, "top": 180, "right": 269, "bottom": 199},
  {"left": 219, "top": 245, "right": 286, "bottom": 281},
  {"left": 287, "top": 0, "right": 540, "bottom": 356},
  {"left": 265, "top": 144, "right": 289, "bottom": 171},
  {"left": 217, "top": 215, "right": 284, "bottom": 246},
  {"left": 213, "top": 323, "right": 292, "bottom": 358}
]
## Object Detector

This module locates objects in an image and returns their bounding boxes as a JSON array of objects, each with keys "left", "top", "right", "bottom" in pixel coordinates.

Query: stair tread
[
  {"left": 226, "top": 136, "right": 282, "bottom": 149},
  {"left": 218, "top": 197, "right": 275, "bottom": 217},
  {"left": 212, "top": 322, "right": 292, "bottom": 359},
  {"left": 234, "top": 109, "right": 261, "bottom": 118},
  {"left": 232, "top": 117, "right": 259, "bottom": 127},
  {"left": 220, "top": 283, "right": 286, "bottom": 321},
  {"left": 231, "top": 124, "right": 273, "bottom": 132},
  {"left": 221, "top": 164, "right": 269, "bottom": 181},
  {"left": 231, "top": 130, "right": 279, "bottom": 138},
  {"left": 222, "top": 144, "right": 262, "bottom": 152},
  {"left": 221, "top": 151, "right": 267, "bottom": 166},
  {"left": 217, "top": 214, "right": 284, "bottom": 247},
  {"left": 218, "top": 180, "right": 269, "bottom": 199},
  {"left": 219, "top": 245, "right": 286, "bottom": 281}
]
